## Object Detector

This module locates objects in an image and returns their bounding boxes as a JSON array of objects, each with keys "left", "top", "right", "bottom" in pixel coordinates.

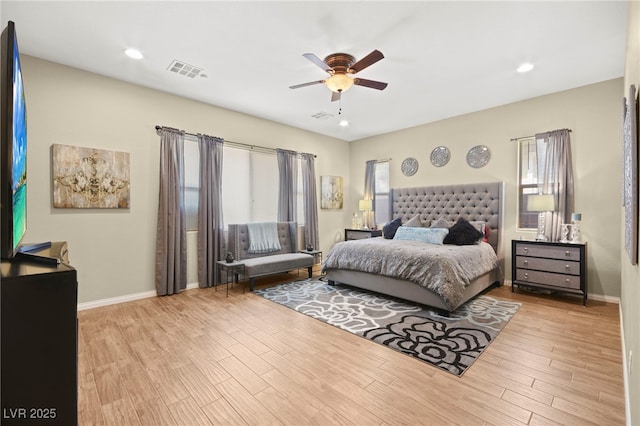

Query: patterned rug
[{"left": 255, "top": 279, "right": 520, "bottom": 376}]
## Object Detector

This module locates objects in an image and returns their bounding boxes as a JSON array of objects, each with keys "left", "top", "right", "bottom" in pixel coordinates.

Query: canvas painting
[
  {"left": 52, "top": 144, "right": 130, "bottom": 208},
  {"left": 321, "top": 175, "right": 343, "bottom": 209}
]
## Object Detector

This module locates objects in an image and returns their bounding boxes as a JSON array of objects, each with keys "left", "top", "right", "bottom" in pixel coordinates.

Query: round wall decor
[
  {"left": 430, "top": 146, "right": 450, "bottom": 167},
  {"left": 401, "top": 157, "right": 419, "bottom": 176},
  {"left": 466, "top": 145, "right": 491, "bottom": 168}
]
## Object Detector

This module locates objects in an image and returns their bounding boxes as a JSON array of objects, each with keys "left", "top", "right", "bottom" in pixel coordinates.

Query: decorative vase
[
  {"left": 306, "top": 243, "right": 314, "bottom": 251},
  {"left": 225, "top": 252, "right": 234, "bottom": 263}
]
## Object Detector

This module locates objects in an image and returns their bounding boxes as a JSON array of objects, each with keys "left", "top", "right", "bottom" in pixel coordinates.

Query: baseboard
[
  {"left": 77, "top": 281, "right": 201, "bottom": 311},
  {"left": 503, "top": 280, "right": 620, "bottom": 304},
  {"left": 619, "top": 304, "right": 631, "bottom": 426}
]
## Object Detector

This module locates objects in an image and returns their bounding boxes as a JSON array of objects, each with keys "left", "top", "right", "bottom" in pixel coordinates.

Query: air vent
[
  {"left": 311, "top": 112, "right": 334, "bottom": 120},
  {"left": 167, "top": 60, "right": 204, "bottom": 78}
]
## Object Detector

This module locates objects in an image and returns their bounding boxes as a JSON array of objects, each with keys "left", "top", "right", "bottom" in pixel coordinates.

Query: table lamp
[
  {"left": 570, "top": 212, "right": 582, "bottom": 242},
  {"left": 358, "top": 199, "right": 373, "bottom": 230},
  {"left": 527, "top": 194, "right": 556, "bottom": 241}
]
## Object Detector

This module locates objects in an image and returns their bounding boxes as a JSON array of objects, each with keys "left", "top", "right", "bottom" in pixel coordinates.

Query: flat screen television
[{"left": 0, "top": 21, "right": 28, "bottom": 259}]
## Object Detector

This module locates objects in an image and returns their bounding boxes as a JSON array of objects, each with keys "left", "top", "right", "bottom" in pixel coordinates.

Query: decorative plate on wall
[
  {"left": 466, "top": 145, "right": 491, "bottom": 168},
  {"left": 430, "top": 146, "right": 450, "bottom": 167},
  {"left": 401, "top": 157, "right": 419, "bottom": 176}
]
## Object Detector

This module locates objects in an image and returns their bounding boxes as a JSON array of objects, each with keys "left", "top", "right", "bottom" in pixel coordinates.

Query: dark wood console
[{"left": 1, "top": 244, "right": 77, "bottom": 425}]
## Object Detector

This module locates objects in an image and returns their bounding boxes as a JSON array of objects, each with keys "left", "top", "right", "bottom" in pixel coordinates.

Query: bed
[{"left": 323, "top": 181, "right": 504, "bottom": 313}]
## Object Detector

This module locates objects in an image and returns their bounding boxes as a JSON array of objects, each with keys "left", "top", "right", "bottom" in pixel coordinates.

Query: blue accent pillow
[
  {"left": 382, "top": 218, "right": 402, "bottom": 239},
  {"left": 393, "top": 226, "right": 449, "bottom": 244}
]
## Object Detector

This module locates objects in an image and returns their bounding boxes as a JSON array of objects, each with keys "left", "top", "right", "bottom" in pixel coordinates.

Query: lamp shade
[
  {"left": 527, "top": 194, "right": 556, "bottom": 212},
  {"left": 358, "top": 199, "right": 373, "bottom": 211}
]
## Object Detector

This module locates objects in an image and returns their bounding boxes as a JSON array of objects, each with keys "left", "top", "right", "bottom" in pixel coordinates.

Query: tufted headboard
[{"left": 390, "top": 182, "right": 504, "bottom": 257}]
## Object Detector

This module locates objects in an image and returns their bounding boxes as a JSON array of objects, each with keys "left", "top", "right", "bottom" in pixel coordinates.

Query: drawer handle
[
  {"left": 565, "top": 278, "right": 571, "bottom": 283},
  {"left": 523, "top": 273, "right": 529, "bottom": 280},
  {"left": 565, "top": 251, "right": 571, "bottom": 257},
  {"left": 523, "top": 247, "right": 529, "bottom": 253},
  {"left": 565, "top": 264, "right": 571, "bottom": 270},
  {"left": 523, "top": 260, "right": 528, "bottom": 266}
]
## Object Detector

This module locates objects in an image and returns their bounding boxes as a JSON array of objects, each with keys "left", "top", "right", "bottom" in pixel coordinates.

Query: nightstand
[
  {"left": 345, "top": 229, "right": 382, "bottom": 241},
  {"left": 511, "top": 240, "right": 587, "bottom": 305}
]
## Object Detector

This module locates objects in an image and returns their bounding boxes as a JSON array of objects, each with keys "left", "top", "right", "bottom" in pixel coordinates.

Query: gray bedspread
[{"left": 322, "top": 237, "right": 498, "bottom": 309}]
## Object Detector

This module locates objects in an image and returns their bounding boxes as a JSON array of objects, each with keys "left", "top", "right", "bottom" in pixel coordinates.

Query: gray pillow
[
  {"left": 403, "top": 214, "right": 423, "bottom": 227},
  {"left": 430, "top": 216, "right": 453, "bottom": 229}
]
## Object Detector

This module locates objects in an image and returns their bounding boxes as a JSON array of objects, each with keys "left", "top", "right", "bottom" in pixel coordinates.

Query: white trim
[
  {"left": 620, "top": 304, "right": 631, "bottom": 426},
  {"left": 77, "top": 281, "right": 200, "bottom": 311}
]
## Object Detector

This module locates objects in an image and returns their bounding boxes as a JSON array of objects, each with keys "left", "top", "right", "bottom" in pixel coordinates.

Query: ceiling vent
[
  {"left": 311, "top": 112, "right": 334, "bottom": 120},
  {"left": 167, "top": 60, "right": 204, "bottom": 78}
]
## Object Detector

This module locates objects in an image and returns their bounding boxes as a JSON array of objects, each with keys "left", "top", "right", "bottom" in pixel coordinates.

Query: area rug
[{"left": 255, "top": 279, "right": 520, "bottom": 376}]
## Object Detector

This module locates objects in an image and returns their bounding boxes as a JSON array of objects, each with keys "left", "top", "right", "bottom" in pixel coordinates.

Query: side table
[
  {"left": 216, "top": 260, "right": 245, "bottom": 297},
  {"left": 298, "top": 249, "right": 322, "bottom": 265}
]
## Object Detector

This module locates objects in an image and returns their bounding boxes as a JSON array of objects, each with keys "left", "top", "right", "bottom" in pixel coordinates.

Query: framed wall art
[
  {"left": 52, "top": 144, "right": 130, "bottom": 209},
  {"left": 623, "top": 85, "right": 638, "bottom": 264},
  {"left": 321, "top": 175, "right": 343, "bottom": 209}
]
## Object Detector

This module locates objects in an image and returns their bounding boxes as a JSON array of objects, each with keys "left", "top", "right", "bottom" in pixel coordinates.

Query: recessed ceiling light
[
  {"left": 517, "top": 62, "right": 534, "bottom": 73},
  {"left": 125, "top": 48, "right": 144, "bottom": 60},
  {"left": 339, "top": 119, "right": 349, "bottom": 127}
]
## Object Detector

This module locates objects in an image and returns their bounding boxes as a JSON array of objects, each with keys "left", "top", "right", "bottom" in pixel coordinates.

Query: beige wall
[
  {"left": 21, "top": 56, "right": 351, "bottom": 304},
  {"left": 349, "top": 78, "right": 623, "bottom": 300},
  {"left": 622, "top": 1, "right": 639, "bottom": 424}
]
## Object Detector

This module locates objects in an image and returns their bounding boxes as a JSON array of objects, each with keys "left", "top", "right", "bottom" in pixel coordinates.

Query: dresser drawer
[
  {"left": 515, "top": 243, "right": 581, "bottom": 261},
  {"left": 515, "top": 256, "right": 581, "bottom": 275},
  {"left": 515, "top": 269, "right": 581, "bottom": 290}
]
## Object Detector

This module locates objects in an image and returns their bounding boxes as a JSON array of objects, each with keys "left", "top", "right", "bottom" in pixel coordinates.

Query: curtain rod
[
  {"left": 155, "top": 125, "right": 316, "bottom": 158},
  {"left": 510, "top": 128, "right": 572, "bottom": 141}
]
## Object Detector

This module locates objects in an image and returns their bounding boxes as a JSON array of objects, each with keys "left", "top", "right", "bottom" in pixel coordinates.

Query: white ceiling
[{"left": 0, "top": 1, "right": 628, "bottom": 142}]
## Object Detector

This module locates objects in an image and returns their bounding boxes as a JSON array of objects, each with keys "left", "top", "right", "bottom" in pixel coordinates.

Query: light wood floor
[{"left": 78, "top": 271, "right": 626, "bottom": 425}]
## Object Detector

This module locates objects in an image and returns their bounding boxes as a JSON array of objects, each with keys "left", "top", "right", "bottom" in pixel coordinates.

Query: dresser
[
  {"left": 345, "top": 228, "right": 382, "bottom": 240},
  {"left": 511, "top": 240, "right": 587, "bottom": 305},
  {"left": 1, "top": 243, "right": 78, "bottom": 425}
]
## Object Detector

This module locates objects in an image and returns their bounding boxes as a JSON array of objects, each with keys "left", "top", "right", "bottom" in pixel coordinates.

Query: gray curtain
[
  {"left": 155, "top": 128, "right": 187, "bottom": 296},
  {"left": 537, "top": 129, "right": 574, "bottom": 241},
  {"left": 277, "top": 149, "right": 298, "bottom": 222},
  {"left": 197, "top": 134, "right": 224, "bottom": 288},
  {"left": 363, "top": 160, "right": 377, "bottom": 228},
  {"left": 301, "top": 153, "right": 319, "bottom": 249}
]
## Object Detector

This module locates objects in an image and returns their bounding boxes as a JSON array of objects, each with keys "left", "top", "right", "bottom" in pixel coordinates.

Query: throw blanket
[
  {"left": 247, "top": 222, "right": 282, "bottom": 254},
  {"left": 322, "top": 238, "right": 498, "bottom": 310}
]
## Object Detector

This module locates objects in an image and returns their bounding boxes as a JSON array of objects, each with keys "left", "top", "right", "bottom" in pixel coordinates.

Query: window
[
  {"left": 183, "top": 141, "right": 306, "bottom": 229},
  {"left": 517, "top": 137, "right": 548, "bottom": 229},
  {"left": 183, "top": 140, "right": 200, "bottom": 231},
  {"left": 374, "top": 161, "right": 390, "bottom": 225}
]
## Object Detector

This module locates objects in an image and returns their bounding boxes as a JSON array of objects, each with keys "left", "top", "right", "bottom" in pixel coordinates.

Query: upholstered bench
[{"left": 227, "top": 222, "right": 314, "bottom": 291}]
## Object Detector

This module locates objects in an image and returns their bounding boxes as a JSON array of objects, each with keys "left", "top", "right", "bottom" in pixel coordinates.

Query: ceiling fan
[{"left": 289, "top": 50, "right": 388, "bottom": 102}]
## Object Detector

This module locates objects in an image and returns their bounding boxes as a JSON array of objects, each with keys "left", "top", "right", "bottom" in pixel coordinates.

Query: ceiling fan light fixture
[{"left": 325, "top": 74, "right": 354, "bottom": 93}]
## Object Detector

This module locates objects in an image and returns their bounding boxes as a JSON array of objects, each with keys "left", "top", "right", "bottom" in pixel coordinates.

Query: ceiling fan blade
[
  {"left": 331, "top": 91, "right": 341, "bottom": 102},
  {"left": 349, "top": 50, "right": 384, "bottom": 73},
  {"left": 303, "top": 53, "right": 332, "bottom": 72},
  {"left": 289, "top": 80, "right": 325, "bottom": 89},
  {"left": 354, "top": 78, "right": 388, "bottom": 90}
]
